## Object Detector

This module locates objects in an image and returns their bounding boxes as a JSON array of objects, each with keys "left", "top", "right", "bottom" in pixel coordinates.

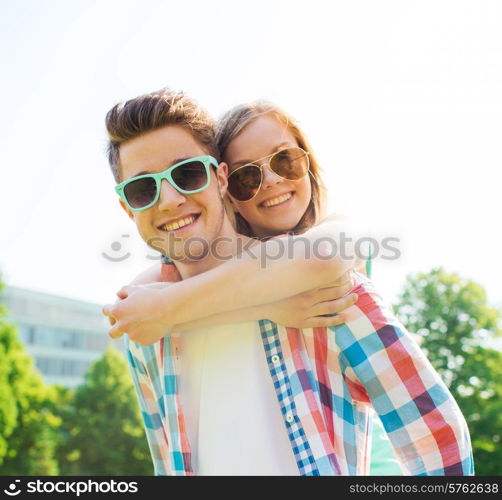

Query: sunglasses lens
[
  {"left": 270, "top": 147, "right": 309, "bottom": 180},
  {"left": 171, "top": 160, "right": 208, "bottom": 192},
  {"left": 124, "top": 177, "right": 157, "bottom": 209},
  {"left": 227, "top": 165, "right": 262, "bottom": 201}
]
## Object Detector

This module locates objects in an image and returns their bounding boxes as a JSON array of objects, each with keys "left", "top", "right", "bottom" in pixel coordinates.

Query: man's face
[{"left": 118, "top": 125, "right": 229, "bottom": 261}]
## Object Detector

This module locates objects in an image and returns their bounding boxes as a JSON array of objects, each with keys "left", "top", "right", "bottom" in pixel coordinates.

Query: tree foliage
[
  {"left": 1, "top": 275, "right": 151, "bottom": 476},
  {"left": 0, "top": 307, "right": 21, "bottom": 468},
  {"left": 0, "top": 281, "right": 61, "bottom": 475},
  {"left": 58, "top": 346, "right": 152, "bottom": 475},
  {"left": 394, "top": 268, "right": 502, "bottom": 476}
]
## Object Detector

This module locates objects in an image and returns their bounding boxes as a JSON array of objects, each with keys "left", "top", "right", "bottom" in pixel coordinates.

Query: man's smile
[{"left": 157, "top": 213, "right": 201, "bottom": 233}]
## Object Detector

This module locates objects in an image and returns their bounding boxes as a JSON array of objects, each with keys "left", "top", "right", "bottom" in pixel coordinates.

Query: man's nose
[
  {"left": 157, "top": 179, "right": 186, "bottom": 210},
  {"left": 260, "top": 163, "right": 283, "bottom": 190}
]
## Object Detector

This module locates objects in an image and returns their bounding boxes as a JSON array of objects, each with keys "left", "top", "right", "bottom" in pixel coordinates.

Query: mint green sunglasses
[{"left": 115, "top": 155, "right": 219, "bottom": 211}]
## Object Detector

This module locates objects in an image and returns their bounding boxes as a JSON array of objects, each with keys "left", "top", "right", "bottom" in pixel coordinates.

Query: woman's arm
[
  {"left": 130, "top": 213, "right": 359, "bottom": 298},
  {"left": 128, "top": 263, "right": 164, "bottom": 284},
  {"left": 107, "top": 228, "right": 357, "bottom": 339},
  {"left": 173, "top": 220, "right": 358, "bottom": 318},
  {"left": 172, "top": 284, "right": 358, "bottom": 331},
  {"left": 104, "top": 276, "right": 358, "bottom": 345}
]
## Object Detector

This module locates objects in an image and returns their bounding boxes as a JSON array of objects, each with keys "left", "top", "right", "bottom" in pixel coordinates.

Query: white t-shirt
[{"left": 179, "top": 322, "right": 299, "bottom": 476}]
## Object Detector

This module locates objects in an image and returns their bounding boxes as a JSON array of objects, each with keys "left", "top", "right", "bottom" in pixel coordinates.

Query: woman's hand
[
  {"left": 262, "top": 271, "right": 358, "bottom": 328},
  {"left": 102, "top": 282, "right": 176, "bottom": 346}
]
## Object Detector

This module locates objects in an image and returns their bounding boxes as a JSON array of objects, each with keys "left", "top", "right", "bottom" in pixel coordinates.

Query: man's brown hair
[{"left": 105, "top": 87, "right": 219, "bottom": 183}]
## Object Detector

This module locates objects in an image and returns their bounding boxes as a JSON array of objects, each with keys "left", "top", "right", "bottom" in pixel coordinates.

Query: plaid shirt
[{"left": 125, "top": 260, "right": 474, "bottom": 476}]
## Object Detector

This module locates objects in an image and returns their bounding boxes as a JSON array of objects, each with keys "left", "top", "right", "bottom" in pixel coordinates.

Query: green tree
[
  {"left": 394, "top": 268, "right": 502, "bottom": 476},
  {"left": 0, "top": 280, "right": 61, "bottom": 475},
  {"left": 0, "top": 306, "right": 19, "bottom": 468},
  {"left": 58, "top": 346, "right": 152, "bottom": 475}
]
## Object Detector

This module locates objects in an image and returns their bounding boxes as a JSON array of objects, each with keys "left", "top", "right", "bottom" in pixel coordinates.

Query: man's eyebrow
[
  {"left": 229, "top": 142, "right": 293, "bottom": 169},
  {"left": 128, "top": 157, "right": 193, "bottom": 179}
]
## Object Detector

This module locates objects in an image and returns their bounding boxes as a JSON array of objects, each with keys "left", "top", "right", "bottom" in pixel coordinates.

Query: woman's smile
[{"left": 259, "top": 191, "right": 294, "bottom": 209}]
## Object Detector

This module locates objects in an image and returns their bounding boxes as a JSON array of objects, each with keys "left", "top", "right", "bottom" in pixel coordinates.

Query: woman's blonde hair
[{"left": 215, "top": 101, "right": 327, "bottom": 237}]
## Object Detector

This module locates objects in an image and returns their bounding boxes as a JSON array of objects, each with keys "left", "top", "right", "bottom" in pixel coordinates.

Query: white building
[{"left": 1, "top": 285, "right": 124, "bottom": 388}]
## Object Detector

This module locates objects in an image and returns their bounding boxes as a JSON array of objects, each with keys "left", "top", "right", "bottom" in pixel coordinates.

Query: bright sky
[{"left": 1, "top": 0, "right": 501, "bottom": 312}]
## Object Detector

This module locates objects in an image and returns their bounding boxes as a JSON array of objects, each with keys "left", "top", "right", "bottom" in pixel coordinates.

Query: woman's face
[{"left": 223, "top": 114, "right": 312, "bottom": 239}]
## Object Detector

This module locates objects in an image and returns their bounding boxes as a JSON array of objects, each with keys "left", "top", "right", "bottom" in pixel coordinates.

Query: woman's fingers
[
  {"left": 108, "top": 322, "right": 125, "bottom": 340},
  {"left": 102, "top": 303, "right": 113, "bottom": 316},
  {"left": 332, "top": 271, "right": 352, "bottom": 287},
  {"left": 116, "top": 285, "right": 133, "bottom": 299},
  {"left": 320, "top": 271, "right": 353, "bottom": 288},
  {"left": 301, "top": 314, "right": 347, "bottom": 328},
  {"left": 311, "top": 279, "right": 354, "bottom": 303},
  {"left": 102, "top": 303, "right": 116, "bottom": 326},
  {"left": 311, "top": 293, "right": 358, "bottom": 317}
]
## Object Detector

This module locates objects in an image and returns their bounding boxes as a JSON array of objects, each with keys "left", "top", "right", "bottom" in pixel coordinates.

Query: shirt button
[
  {"left": 271, "top": 354, "right": 280, "bottom": 365},
  {"left": 286, "top": 413, "right": 294, "bottom": 423}
]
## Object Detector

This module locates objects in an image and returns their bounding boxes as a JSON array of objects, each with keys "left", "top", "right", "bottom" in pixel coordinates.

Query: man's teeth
[
  {"left": 262, "top": 192, "right": 292, "bottom": 208},
  {"left": 162, "top": 215, "right": 196, "bottom": 231}
]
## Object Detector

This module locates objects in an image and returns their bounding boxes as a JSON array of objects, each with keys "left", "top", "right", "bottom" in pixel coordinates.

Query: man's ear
[
  {"left": 119, "top": 199, "right": 135, "bottom": 222},
  {"left": 216, "top": 162, "right": 229, "bottom": 197}
]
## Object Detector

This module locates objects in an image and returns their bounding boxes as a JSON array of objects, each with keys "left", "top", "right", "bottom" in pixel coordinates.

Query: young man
[{"left": 103, "top": 88, "right": 473, "bottom": 476}]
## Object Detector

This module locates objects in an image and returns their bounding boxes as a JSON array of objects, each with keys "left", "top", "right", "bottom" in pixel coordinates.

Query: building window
[
  {"left": 18, "top": 324, "right": 35, "bottom": 344},
  {"left": 35, "top": 356, "right": 93, "bottom": 378}
]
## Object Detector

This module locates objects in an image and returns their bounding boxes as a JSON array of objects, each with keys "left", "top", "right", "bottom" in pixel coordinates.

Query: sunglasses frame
[
  {"left": 115, "top": 155, "right": 220, "bottom": 212},
  {"left": 227, "top": 147, "right": 311, "bottom": 202}
]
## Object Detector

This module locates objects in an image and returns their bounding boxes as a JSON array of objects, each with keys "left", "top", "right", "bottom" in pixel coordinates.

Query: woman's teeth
[
  {"left": 262, "top": 192, "right": 292, "bottom": 208},
  {"left": 162, "top": 215, "right": 196, "bottom": 231}
]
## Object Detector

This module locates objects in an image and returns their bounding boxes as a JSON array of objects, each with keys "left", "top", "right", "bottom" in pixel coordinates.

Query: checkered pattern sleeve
[
  {"left": 125, "top": 337, "right": 171, "bottom": 476},
  {"left": 333, "top": 275, "right": 474, "bottom": 476}
]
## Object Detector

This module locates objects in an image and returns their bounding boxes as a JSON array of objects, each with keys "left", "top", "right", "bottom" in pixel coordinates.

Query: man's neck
[{"left": 173, "top": 217, "right": 257, "bottom": 280}]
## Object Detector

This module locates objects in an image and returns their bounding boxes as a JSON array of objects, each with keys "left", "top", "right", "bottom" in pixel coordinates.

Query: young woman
[
  {"left": 217, "top": 103, "right": 402, "bottom": 475},
  {"left": 105, "top": 100, "right": 402, "bottom": 474}
]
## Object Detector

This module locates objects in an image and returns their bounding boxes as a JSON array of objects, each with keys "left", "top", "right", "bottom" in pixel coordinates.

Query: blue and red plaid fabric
[{"left": 125, "top": 262, "right": 473, "bottom": 476}]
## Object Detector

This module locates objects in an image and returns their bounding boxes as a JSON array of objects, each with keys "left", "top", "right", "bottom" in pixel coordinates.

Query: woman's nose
[{"left": 260, "top": 163, "right": 283, "bottom": 190}]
